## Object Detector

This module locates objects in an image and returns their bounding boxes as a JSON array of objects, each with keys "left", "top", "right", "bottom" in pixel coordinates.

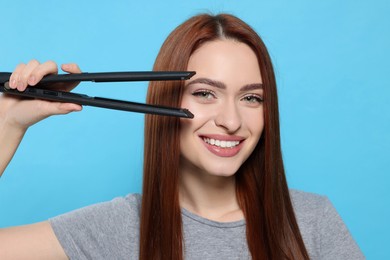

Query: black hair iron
[{"left": 0, "top": 71, "right": 195, "bottom": 118}]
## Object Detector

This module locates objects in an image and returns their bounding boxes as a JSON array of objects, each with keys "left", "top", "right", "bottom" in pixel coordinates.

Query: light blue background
[{"left": 1, "top": 1, "right": 389, "bottom": 259}]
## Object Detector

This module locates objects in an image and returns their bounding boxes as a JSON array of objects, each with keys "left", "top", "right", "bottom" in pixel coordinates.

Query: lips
[{"left": 200, "top": 135, "right": 244, "bottom": 157}]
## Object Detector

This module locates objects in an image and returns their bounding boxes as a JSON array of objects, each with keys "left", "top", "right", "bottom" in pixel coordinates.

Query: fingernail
[
  {"left": 10, "top": 78, "right": 17, "bottom": 88},
  {"left": 17, "top": 80, "right": 25, "bottom": 91},
  {"left": 28, "top": 75, "right": 36, "bottom": 85}
]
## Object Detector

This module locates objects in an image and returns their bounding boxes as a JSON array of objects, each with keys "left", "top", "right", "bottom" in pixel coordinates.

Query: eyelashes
[
  {"left": 191, "top": 89, "right": 216, "bottom": 100},
  {"left": 242, "top": 94, "right": 264, "bottom": 104},
  {"left": 191, "top": 89, "right": 264, "bottom": 105}
]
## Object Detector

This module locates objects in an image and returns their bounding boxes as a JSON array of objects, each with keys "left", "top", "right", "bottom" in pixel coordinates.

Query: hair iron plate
[{"left": 0, "top": 71, "right": 195, "bottom": 118}]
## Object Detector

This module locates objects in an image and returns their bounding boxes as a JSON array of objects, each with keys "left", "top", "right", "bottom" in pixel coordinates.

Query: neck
[{"left": 179, "top": 165, "right": 243, "bottom": 222}]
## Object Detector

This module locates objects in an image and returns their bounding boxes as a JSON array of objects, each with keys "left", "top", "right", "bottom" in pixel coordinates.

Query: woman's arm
[
  {"left": 0, "top": 119, "right": 26, "bottom": 175},
  {"left": 0, "top": 222, "right": 68, "bottom": 260},
  {"left": 0, "top": 60, "right": 83, "bottom": 257}
]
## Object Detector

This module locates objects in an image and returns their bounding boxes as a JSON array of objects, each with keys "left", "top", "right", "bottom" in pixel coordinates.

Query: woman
[{"left": 0, "top": 14, "right": 363, "bottom": 259}]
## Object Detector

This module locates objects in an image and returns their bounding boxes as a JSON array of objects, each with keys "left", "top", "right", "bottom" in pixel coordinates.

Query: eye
[
  {"left": 192, "top": 89, "right": 216, "bottom": 100},
  {"left": 241, "top": 94, "right": 263, "bottom": 105}
]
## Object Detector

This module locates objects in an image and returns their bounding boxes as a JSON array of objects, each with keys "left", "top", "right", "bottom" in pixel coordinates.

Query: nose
[{"left": 214, "top": 101, "right": 242, "bottom": 133}]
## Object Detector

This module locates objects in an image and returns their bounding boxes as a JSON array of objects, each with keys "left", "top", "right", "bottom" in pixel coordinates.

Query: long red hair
[{"left": 141, "top": 14, "right": 309, "bottom": 259}]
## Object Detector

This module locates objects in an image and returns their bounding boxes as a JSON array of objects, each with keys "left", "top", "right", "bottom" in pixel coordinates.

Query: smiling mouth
[{"left": 202, "top": 137, "right": 241, "bottom": 148}]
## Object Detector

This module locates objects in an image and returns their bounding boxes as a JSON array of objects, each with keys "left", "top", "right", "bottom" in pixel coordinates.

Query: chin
[{"left": 203, "top": 166, "right": 240, "bottom": 178}]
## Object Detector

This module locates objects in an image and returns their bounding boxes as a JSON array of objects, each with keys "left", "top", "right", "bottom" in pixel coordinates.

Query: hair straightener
[{"left": 0, "top": 71, "right": 195, "bottom": 118}]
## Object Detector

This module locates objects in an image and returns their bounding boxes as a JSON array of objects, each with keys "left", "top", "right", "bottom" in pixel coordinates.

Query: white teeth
[{"left": 203, "top": 138, "right": 240, "bottom": 148}]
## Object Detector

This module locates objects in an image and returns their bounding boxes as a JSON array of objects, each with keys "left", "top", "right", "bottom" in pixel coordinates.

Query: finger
[
  {"left": 49, "top": 102, "right": 83, "bottom": 116},
  {"left": 37, "top": 100, "right": 83, "bottom": 118},
  {"left": 61, "top": 63, "right": 82, "bottom": 74},
  {"left": 9, "top": 63, "right": 26, "bottom": 89},
  {"left": 57, "top": 103, "right": 83, "bottom": 114},
  {"left": 18, "top": 59, "right": 40, "bottom": 90},
  {"left": 10, "top": 99, "right": 83, "bottom": 129},
  {"left": 29, "top": 60, "right": 58, "bottom": 86},
  {"left": 58, "top": 63, "right": 82, "bottom": 92}
]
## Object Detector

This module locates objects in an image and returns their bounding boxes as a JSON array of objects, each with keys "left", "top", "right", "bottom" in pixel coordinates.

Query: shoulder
[
  {"left": 289, "top": 189, "right": 332, "bottom": 233},
  {"left": 89, "top": 193, "right": 142, "bottom": 221},
  {"left": 72, "top": 193, "right": 142, "bottom": 218},
  {"left": 289, "top": 189, "right": 329, "bottom": 216},
  {"left": 49, "top": 193, "right": 143, "bottom": 259},
  {"left": 289, "top": 189, "right": 339, "bottom": 237},
  {"left": 289, "top": 189, "right": 348, "bottom": 233},
  {"left": 112, "top": 193, "right": 142, "bottom": 213},
  {"left": 50, "top": 193, "right": 142, "bottom": 233},
  {"left": 289, "top": 189, "right": 365, "bottom": 259}
]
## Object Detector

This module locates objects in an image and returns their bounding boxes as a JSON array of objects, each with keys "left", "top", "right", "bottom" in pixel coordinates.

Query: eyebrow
[{"left": 186, "top": 77, "right": 263, "bottom": 91}]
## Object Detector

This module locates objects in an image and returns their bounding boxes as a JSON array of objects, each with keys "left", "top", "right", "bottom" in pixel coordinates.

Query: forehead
[{"left": 187, "top": 39, "right": 262, "bottom": 85}]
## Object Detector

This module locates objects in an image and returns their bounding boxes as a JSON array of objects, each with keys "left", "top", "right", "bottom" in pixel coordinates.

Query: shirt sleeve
[
  {"left": 317, "top": 197, "right": 365, "bottom": 260},
  {"left": 49, "top": 194, "right": 141, "bottom": 260}
]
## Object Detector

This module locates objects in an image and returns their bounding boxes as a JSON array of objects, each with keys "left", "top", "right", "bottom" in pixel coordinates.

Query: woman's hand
[
  {"left": 0, "top": 60, "right": 83, "bottom": 176},
  {"left": 1, "top": 59, "right": 83, "bottom": 131}
]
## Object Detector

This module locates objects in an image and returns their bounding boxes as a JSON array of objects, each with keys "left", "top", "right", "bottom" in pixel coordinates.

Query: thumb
[
  {"left": 35, "top": 100, "right": 83, "bottom": 118},
  {"left": 52, "top": 102, "right": 83, "bottom": 115}
]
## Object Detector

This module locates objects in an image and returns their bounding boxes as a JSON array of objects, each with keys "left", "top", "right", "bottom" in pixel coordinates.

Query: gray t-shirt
[{"left": 49, "top": 190, "right": 364, "bottom": 259}]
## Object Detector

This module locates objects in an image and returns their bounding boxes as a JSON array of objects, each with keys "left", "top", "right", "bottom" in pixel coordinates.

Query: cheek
[
  {"left": 179, "top": 118, "right": 191, "bottom": 143},
  {"left": 181, "top": 97, "right": 210, "bottom": 119},
  {"left": 179, "top": 105, "right": 213, "bottom": 149},
  {"left": 245, "top": 110, "right": 265, "bottom": 137},
  {"left": 181, "top": 101, "right": 216, "bottom": 125}
]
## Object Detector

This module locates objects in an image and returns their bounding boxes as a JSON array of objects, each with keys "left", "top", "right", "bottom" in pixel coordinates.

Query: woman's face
[{"left": 180, "top": 39, "right": 264, "bottom": 178}]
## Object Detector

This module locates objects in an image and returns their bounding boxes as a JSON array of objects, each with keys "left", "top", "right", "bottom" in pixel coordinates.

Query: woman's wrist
[{"left": 0, "top": 118, "right": 27, "bottom": 177}]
